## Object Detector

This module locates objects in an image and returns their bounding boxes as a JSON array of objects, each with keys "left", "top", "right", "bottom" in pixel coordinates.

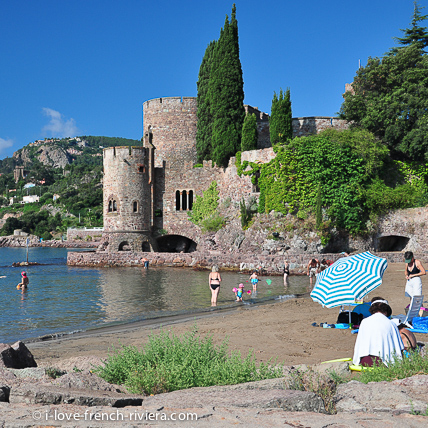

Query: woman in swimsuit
[
  {"left": 404, "top": 251, "right": 425, "bottom": 315},
  {"left": 17, "top": 271, "right": 29, "bottom": 290},
  {"left": 283, "top": 260, "right": 289, "bottom": 286},
  {"left": 209, "top": 266, "right": 222, "bottom": 306}
]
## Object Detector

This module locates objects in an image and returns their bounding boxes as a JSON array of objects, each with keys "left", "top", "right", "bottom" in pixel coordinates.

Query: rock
[
  {"left": 335, "top": 375, "right": 428, "bottom": 414},
  {"left": 9, "top": 384, "right": 143, "bottom": 407},
  {"left": 143, "top": 385, "right": 326, "bottom": 413},
  {"left": 0, "top": 342, "right": 37, "bottom": 369},
  {"left": 54, "top": 372, "right": 124, "bottom": 393}
]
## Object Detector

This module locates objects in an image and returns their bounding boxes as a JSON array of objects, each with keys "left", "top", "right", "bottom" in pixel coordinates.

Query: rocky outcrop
[{"left": 14, "top": 145, "right": 72, "bottom": 169}]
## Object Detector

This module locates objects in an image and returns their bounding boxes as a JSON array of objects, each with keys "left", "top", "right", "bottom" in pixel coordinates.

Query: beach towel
[{"left": 352, "top": 312, "right": 404, "bottom": 366}]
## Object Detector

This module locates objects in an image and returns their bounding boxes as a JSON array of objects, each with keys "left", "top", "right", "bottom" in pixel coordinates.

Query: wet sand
[{"left": 28, "top": 263, "right": 426, "bottom": 367}]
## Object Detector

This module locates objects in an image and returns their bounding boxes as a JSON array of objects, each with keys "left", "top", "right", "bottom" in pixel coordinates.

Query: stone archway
[
  {"left": 156, "top": 235, "right": 197, "bottom": 253},
  {"left": 377, "top": 235, "right": 410, "bottom": 252},
  {"left": 118, "top": 241, "right": 132, "bottom": 251}
]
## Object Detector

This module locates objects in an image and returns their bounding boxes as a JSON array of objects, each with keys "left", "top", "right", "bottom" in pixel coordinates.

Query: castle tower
[
  {"left": 142, "top": 97, "right": 197, "bottom": 169},
  {"left": 103, "top": 146, "right": 156, "bottom": 252}
]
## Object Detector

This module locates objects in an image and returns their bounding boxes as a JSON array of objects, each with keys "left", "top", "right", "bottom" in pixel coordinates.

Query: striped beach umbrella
[{"left": 310, "top": 251, "right": 388, "bottom": 308}]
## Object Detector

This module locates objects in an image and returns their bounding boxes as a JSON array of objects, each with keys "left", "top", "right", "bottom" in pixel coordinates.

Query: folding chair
[{"left": 392, "top": 295, "right": 424, "bottom": 325}]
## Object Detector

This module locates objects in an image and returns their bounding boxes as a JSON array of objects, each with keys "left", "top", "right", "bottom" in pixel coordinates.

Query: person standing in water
[
  {"left": 283, "top": 260, "right": 290, "bottom": 286},
  {"left": 249, "top": 271, "right": 259, "bottom": 292},
  {"left": 209, "top": 266, "right": 222, "bottom": 306},
  {"left": 17, "top": 271, "right": 29, "bottom": 290}
]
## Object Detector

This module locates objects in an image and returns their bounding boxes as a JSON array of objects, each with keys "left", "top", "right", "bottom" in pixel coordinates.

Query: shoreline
[{"left": 27, "top": 262, "right": 428, "bottom": 368}]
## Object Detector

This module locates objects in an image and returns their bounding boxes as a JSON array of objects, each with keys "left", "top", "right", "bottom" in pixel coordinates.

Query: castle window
[
  {"left": 138, "top": 165, "right": 145, "bottom": 173},
  {"left": 175, "top": 190, "right": 181, "bottom": 210},
  {"left": 189, "top": 190, "right": 194, "bottom": 210},
  {"left": 108, "top": 198, "right": 118, "bottom": 213},
  {"left": 182, "top": 190, "right": 188, "bottom": 210},
  {"left": 133, "top": 201, "right": 139, "bottom": 213},
  {"left": 175, "top": 190, "right": 194, "bottom": 211}
]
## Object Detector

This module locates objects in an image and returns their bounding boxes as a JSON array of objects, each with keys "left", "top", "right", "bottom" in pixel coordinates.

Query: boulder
[{"left": 0, "top": 342, "right": 37, "bottom": 369}]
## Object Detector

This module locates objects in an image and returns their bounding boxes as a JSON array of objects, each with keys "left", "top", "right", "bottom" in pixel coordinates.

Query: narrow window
[
  {"left": 182, "top": 190, "right": 188, "bottom": 210},
  {"left": 133, "top": 201, "right": 138, "bottom": 213},
  {"left": 108, "top": 200, "right": 113, "bottom": 212},
  {"left": 113, "top": 200, "right": 117, "bottom": 212},
  {"left": 189, "top": 190, "right": 194, "bottom": 210},
  {"left": 175, "top": 190, "right": 181, "bottom": 211}
]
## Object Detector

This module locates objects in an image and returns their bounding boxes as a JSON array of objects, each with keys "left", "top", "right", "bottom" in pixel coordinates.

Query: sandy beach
[{"left": 28, "top": 262, "right": 426, "bottom": 368}]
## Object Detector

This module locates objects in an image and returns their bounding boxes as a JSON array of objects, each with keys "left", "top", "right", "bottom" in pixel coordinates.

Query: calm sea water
[{"left": 0, "top": 247, "right": 310, "bottom": 344}]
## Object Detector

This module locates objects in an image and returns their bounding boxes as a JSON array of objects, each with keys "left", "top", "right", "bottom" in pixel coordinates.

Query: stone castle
[{"left": 101, "top": 96, "right": 349, "bottom": 254}]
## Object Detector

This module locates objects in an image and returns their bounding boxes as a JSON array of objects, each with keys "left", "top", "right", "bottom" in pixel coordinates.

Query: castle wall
[
  {"left": 292, "top": 117, "right": 349, "bottom": 137},
  {"left": 142, "top": 97, "right": 198, "bottom": 169}
]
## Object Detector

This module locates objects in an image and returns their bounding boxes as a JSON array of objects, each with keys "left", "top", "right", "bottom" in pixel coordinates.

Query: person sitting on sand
[
  {"left": 391, "top": 319, "right": 417, "bottom": 354},
  {"left": 249, "top": 271, "right": 259, "bottom": 292},
  {"left": 17, "top": 271, "right": 29, "bottom": 290},
  {"left": 353, "top": 297, "right": 404, "bottom": 367}
]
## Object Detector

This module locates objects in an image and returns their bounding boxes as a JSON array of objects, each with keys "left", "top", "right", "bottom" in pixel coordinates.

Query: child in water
[
  {"left": 16, "top": 271, "right": 29, "bottom": 290},
  {"left": 249, "top": 271, "right": 259, "bottom": 292},
  {"left": 233, "top": 283, "right": 251, "bottom": 302}
]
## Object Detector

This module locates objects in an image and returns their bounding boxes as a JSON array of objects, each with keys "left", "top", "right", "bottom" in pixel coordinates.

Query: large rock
[
  {"left": 0, "top": 342, "right": 37, "bottom": 369},
  {"left": 9, "top": 384, "right": 143, "bottom": 407},
  {"left": 335, "top": 375, "right": 428, "bottom": 414}
]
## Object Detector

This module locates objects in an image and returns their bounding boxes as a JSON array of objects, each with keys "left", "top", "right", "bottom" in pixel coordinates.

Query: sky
[{"left": 0, "top": 0, "right": 422, "bottom": 158}]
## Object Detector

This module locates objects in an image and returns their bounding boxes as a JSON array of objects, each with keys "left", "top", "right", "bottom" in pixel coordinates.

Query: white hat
[{"left": 391, "top": 318, "right": 412, "bottom": 328}]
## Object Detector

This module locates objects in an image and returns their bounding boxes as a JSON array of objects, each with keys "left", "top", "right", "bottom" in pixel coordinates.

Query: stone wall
[
  {"left": 142, "top": 97, "right": 197, "bottom": 169},
  {"left": 67, "top": 249, "right": 419, "bottom": 272},
  {"left": 66, "top": 228, "right": 103, "bottom": 241},
  {"left": 292, "top": 117, "right": 349, "bottom": 137},
  {"left": 376, "top": 207, "right": 428, "bottom": 252}
]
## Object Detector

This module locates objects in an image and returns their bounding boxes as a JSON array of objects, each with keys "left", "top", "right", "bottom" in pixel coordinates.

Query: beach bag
[
  {"left": 336, "top": 311, "right": 362, "bottom": 325},
  {"left": 412, "top": 317, "right": 428, "bottom": 331}
]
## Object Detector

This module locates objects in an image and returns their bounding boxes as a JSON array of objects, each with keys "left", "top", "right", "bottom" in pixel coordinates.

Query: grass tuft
[{"left": 94, "top": 327, "right": 284, "bottom": 395}]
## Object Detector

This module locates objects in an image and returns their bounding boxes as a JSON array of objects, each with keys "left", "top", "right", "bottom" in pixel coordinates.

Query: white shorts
[{"left": 405, "top": 277, "right": 422, "bottom": 298}]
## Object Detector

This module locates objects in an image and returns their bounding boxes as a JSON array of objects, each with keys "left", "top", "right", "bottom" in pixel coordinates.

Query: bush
[{"left": 95, "top": 328, "right": 283, "bottom": 395}]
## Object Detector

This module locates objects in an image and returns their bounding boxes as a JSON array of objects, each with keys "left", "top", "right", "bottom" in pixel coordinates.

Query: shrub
[{"left": 95, "top": 328, "right": 283, "bottom": 395}]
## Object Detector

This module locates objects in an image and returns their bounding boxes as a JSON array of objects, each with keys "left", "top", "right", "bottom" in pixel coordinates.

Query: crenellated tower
[{"left": 103, "top": 141, "right": 157, "bottom": 252}]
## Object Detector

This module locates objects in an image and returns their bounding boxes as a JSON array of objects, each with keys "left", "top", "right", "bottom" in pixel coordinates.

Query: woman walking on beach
[
  {"left": 404, "top": 251, "right": 425, "bottom": 315},
  {"left": 209, "top": 266, "right": 222, "bottom": 306}
]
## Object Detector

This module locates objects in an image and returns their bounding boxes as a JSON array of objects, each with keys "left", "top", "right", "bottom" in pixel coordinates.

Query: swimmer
[
  {"left": 233, "top": 283, "right": 251, "bottom": 302},
  {"left": 16, "top": 271, "right": 29, "bottom": 290},
  {"left": 209, "top": 266, "right": 222, "bottom": 306}
]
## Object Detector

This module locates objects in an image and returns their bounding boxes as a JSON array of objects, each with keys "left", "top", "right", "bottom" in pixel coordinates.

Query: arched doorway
[{"left": 156, "top": 235, "right": 197, "bottom": 253}]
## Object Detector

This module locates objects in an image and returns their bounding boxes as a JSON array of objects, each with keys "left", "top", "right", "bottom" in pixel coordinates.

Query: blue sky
[{"left": 0, "top": 0, "right": 421, "bottom": 158}]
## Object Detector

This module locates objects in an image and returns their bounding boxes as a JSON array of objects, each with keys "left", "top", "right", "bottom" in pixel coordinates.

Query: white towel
[{"left": 353, "top": 312, "right": 404, "bottom": 366}]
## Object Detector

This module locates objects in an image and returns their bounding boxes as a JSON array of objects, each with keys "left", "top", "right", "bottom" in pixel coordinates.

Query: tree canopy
[{"left": 339, "top": 44, "right": 428, "bottom": 161}]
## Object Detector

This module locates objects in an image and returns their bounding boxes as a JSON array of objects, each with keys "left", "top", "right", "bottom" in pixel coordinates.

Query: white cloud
[
  {"left": 42, "top": 108, "right": 79, "bottom": 138},
  {"left": 0, "top": 137, "right": 14, "bottom": 155}
]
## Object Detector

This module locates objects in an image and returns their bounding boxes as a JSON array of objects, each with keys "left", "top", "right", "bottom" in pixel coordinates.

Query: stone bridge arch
[
  {"left": 375, "top": 234, "right": 410, "bottom": 252},
  {"left": 156, "top": 234, "right": 197, "bottom": 253}
]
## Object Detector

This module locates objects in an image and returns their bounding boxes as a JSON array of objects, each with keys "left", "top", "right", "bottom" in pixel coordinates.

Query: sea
[{"left": 0, "top": 247, "right": 310, "bottom": 344}]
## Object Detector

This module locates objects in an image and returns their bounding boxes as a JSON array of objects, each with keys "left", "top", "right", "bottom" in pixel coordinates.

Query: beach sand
[{"left": 28, "top": 262, "right": 425, "bottom": 367}]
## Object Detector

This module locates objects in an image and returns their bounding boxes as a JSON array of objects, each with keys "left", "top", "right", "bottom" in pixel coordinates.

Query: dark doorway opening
[
  {"left": 377, "top": 235, "right": 410, "bottom": 252},
  {"left": 156, "top": 235, "right": 197, "bottom": 253}
]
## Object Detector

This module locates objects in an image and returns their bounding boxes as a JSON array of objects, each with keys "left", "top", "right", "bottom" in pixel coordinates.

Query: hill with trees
[{"left": 0, "top": 136, "right": 140, "bottom": 240}]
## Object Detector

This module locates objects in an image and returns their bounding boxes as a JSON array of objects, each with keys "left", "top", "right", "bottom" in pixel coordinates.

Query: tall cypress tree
[
  {"left": 199, "top": 4, "right": 244, "bottom": 167},
  {"left": 196, "top": 41, "right": 216, "bottom": 162},
  {"left": 269, "top": 88, "right": 292, "bottom": 145},
  {"left": 241, "top": 113, "right": 258, "bottom": 151}
]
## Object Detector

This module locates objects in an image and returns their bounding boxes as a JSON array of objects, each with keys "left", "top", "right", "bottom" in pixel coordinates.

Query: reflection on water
[{"left": 0, "top": 247, "right": 309, "bottom": 343}]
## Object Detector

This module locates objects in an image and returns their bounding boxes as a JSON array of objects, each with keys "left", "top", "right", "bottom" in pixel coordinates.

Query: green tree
[
  {"left": 207, "top": 4, "right": 245, "bottom": 167},
  {"left": 393, "top": 1, "right": 428, "bottom": 52},
  {"left": 241, "top": 113, "right": 258, "bottom": 151},
  {"left": 339, "top": 44, "right": 428, "bottom": 161},
  {"left": 196, "top": 41, "right": 216, "bottom": 162},
  {"left": 269, "top": 88, "right": 292, "bottom": 145}
]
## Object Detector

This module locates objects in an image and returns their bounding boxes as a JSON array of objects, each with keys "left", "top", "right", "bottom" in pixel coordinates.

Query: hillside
[{"left": 0, "top": 136, "right": 141, "bottom": 239}]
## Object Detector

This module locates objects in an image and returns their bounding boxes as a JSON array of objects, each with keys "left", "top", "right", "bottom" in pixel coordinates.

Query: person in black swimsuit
[
  {"left": 209, "top": 266, "right": 222, "bottom": 306},
  {"left": 283, "top": 260, "right": 289, "bottom": 286}
]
